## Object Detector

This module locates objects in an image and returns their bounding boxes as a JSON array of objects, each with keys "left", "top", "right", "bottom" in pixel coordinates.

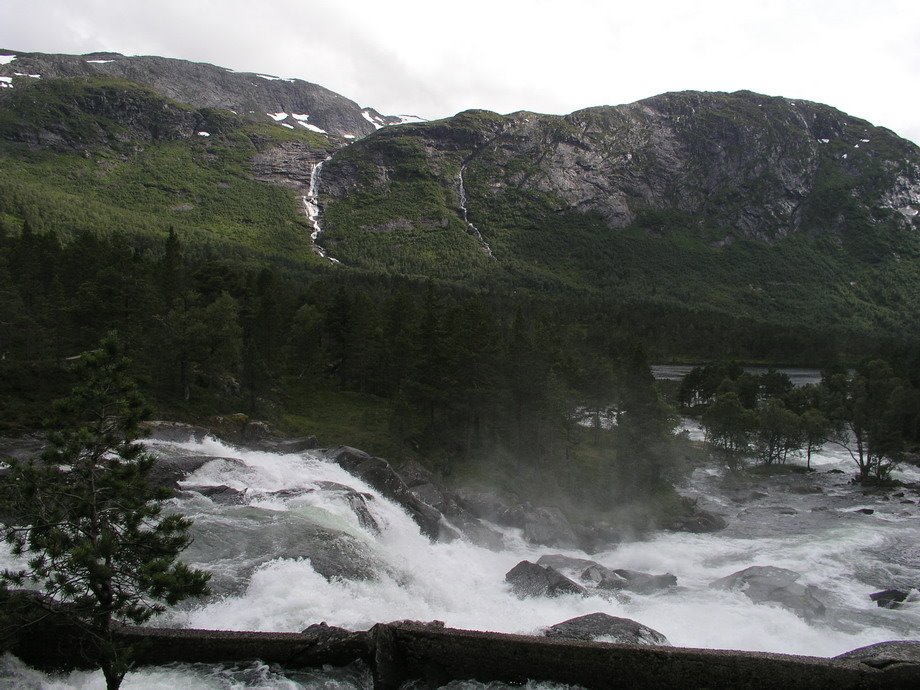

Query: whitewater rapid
[{"left": 4, "top": 432, "right": 920, "bottom": 688}]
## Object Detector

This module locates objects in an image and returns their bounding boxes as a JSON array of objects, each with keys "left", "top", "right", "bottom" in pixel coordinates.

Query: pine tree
[{"left": 0, "top": 333, "right": 210, "bottom": 689}]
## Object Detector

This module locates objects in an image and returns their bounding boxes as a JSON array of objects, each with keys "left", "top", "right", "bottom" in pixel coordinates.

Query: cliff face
[
  {"left": 323, "top": 90, "right": 920, "bottom": 243},
  {"left": 315, "top": 92, "right": 920, "bottom": 333}
]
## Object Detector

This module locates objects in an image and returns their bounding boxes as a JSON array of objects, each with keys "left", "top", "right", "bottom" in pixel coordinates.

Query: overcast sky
[{"left": 2, "top": 0, "right": 919, "bottom": 143}]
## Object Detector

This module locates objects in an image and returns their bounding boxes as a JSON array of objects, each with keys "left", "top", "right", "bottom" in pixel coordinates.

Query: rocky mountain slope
[
  {"left": 318, "top": 92, "right": 920, "bottom": 333},
  {"left": 2, "top": 49, "right": 920, "bottom": 337},
  {"left": 0, "top": 49, "right": 421, "bottom": 140}
]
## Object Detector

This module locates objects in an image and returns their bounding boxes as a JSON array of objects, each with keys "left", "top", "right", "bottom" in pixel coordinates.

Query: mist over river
[{"left": 4, "top": 429, "right": 920, "bottom": 688}]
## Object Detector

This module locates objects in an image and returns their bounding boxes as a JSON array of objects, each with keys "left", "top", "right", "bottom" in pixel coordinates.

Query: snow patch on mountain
[
  {"left": 86, "top": 59, "right": 114, "bottom": 64},
  {"left": 267, "top": 112, "right": 288, "bottom": 122},
  {"left": 362, "top": 110, "right": 384, "bottom": 130},
  {"left": 0, "top": 55, "right": 17, "bottom": 65}
]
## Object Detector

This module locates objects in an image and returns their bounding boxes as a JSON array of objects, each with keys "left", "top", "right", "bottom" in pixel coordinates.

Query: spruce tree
[{"left": 0, "top": 333, "right": 210, "bottom": 689}]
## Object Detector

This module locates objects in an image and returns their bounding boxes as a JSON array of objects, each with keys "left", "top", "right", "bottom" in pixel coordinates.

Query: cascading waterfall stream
[
  {"left": 5, "top": 429, "right": 920, "bottom": 688},
  {"left": 302, "top": 157, "right": 340, "bottom": 264},
  {"left": 458, "top": 166, "right": 494, "bottom": 258}
]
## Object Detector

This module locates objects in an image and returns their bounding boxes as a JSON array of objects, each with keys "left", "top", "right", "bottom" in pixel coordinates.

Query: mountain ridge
[{"left": 2, "top": 49, "right": 920, "bottom": 338}]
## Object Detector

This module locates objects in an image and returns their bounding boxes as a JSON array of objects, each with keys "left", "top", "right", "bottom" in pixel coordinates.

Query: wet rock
[
  {"left": 147, "top": 450, "right": 235, "bottom": 490},
  {"left": 182, "top": 484, "right": 247, "bottom": 504},
  {"left": 666, "top": 507, "right": 727, "bottom": 533},
  {"left": 537, "top": 554, "right": 600, "bottom": 573},
  {"left": 326, "top": 446, "right": 443, "bottom": 540},
  {"left": 581, "top": 565, "right": 677, "bottom": 594},
  {"left": 505, "top": 560, "right": 587, "bottom": 598},
  {"left": 869, "top": 588, "right": 912, "bottom": 609},
  {"left": 253, "top": 436, "right": 320, "bottom": 454},
  {"left": 522, "top": 506, "right": 580, "bottom": 549},
  {"left": 855, "top": 508, "right": 875, "bottom": 515},
  {"left": 835, "top": 640, "right": 920, "bottom": 667},
  {"left": 453, "top": 487, "right": 526, "bottom": 527},
  {"left": 314, "top": 481, "right": 380, "bottom": 534},
  {"left": 142, "top": 421, "right": 211, "bottom": 443},
  {"left": 827, "top": 469, "right": 846, "bottom": 474},
  {"left": 241, "top": 420, "right": 272, "bottom": 442},
  {"left": 544, "top": 612, "right": 671, "bottom": 646},
  {"left": 710, "top": 565, "right": 826, "bottom": 620},
  {"left": 572, "top": 522, "right": 625, "bottom": 552}
]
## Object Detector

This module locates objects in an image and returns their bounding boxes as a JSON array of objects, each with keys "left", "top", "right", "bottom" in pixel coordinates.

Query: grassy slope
[{"left": 0, "top": 77, "right": 329, "bottom": 264}]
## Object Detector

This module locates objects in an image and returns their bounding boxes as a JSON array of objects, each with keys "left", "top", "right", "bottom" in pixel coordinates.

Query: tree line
[
  {"left": 681, "top": 361, "right": 920, "bottom": 481},
  {"left": 0, "top": 222, "right": 685, "bottom": 508}
]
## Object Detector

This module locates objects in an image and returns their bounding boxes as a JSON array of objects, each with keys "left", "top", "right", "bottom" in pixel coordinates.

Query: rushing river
[{"left": 3, "top": 430, "right": 920, "bottom": 688}]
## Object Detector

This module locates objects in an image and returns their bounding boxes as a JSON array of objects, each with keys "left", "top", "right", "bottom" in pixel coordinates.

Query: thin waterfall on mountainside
[
  {"left": 303, "top": 157, "right": 339, "bottom": 264},
  {"left": 458, "top": 166, "right": 494, "bottom": 257}
]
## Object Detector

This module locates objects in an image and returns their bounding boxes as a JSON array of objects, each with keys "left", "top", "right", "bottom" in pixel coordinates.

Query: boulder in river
[
  {"left": 710, "top": 565, "right": 826, "bottom": 619},
  {"left": 581, "top": 564, "right": 677, "bottom": 594},
  {"left": 522, "top": 506, "right": 580, "bottom": 549},
  {"left": 869, "top": 588, "right": 913, "bottom": 609},
  {"left": 142, "top": 421, "right": 211, "bottom": 443},
  {"left": 252, "top": 436, "right": 320, "bottom": 454},
  {"left": 181, "top": 484, "right": 247, "bottom": 504},
  {"left": 325, "top": 446, "right": 443, "bottom": 540},
  {"left": 835, "top": 640, "right": 920, "bottom": 668},
  {"left": 314, "top": 481, "right": 380, "bottom": 534},
  {"left": 537, "top": 554, "right": 600, "bottom": 573},
  {"left": 147, "top": 451, "right": 239, "bottom": 490},
  {"left": 666, "top": 507, "right": 727, "bottom": 533},
  {"left": 543, "top": 612, "right": 671, "bottom": 646},
  {"left": 505, "top": 560, "right": 587, "bottom": 598}
]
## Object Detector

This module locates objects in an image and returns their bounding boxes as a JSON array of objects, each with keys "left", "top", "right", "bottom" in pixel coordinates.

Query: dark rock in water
[
  {"left": 544, "top": 612, "right": 671, "bottom": 646},
  {"left": 326, "top": 446, "right": 443, "bottom": 540},
  {"left": 241, "top": 420, "right": 272, "bottom": 441},
  {"left": 505, "top": 560, "right": 587, "bottom": 598},
  {"left": 252, "top": 436, "right": 320, "bottom": 454},
  {"left": 855, "top": 508, "right": 875, "bottom": 515},
  {"left": 870, "top": 589, "right": 912, "bottom": 609},
  {"left": 827, "top": 469, "right": 846, "bottom": 474},
  {"left": 393, "top": 466, "right": 507, "bottom": 549},
  {"left": 572, "top": 522, "right": 624, "bottom": 553},
  {"left": 522, "top": 506, "right": 580, "bottom": 549},
  {"left": 836, "top": 640, "right": 920, "bottom": 668},
  {"left": 710, "top": 565, "right": 826, "bottom": 619},
  {"left": 147, "top": 451, "right": 235, "bottom": 490},
  {"left": 582, "top": 565, "right": 678, "bottom": 594},
  {"left": 313, "top": 481, "right": 380, "bottom": 534},
  {"left": 537, "top": 554, "right": 600, "bottom": 573},
  {"left": 182, "top": 484, "right": 247, "bottom": 504},
  {"left": 666, "top": 508, "right": 727, "bottom": 533},
  {"left": 453, "top": 488, "right": 580, "bottom": 549},
  {"left": 142, "top": 421, "right": 211, "bottom": 443},
  {"left": 453, "top": 487, "right": 526, "bottom": 527}
]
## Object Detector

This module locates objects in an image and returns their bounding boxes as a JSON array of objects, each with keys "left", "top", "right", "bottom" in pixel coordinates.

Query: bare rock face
[
  {"left": 710, "top": 565, "right": 826, "bottom": 620},
  {"left": 505, "top": 560, "right": 587, "bottom": 598},
  {"left": 544, "top": 612, "right": 671, "bottom": 646}
]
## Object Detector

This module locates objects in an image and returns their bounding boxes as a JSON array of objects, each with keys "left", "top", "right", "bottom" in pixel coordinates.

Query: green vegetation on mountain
[
  {"left": 319, "top": 93, "right": 920, "bottom": 338},
  {"left": 1, "top": 62, "right": 920, "bottom": 519},
  {"left": 0, "top": 77, "right": 327, "bottom": 263}
]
